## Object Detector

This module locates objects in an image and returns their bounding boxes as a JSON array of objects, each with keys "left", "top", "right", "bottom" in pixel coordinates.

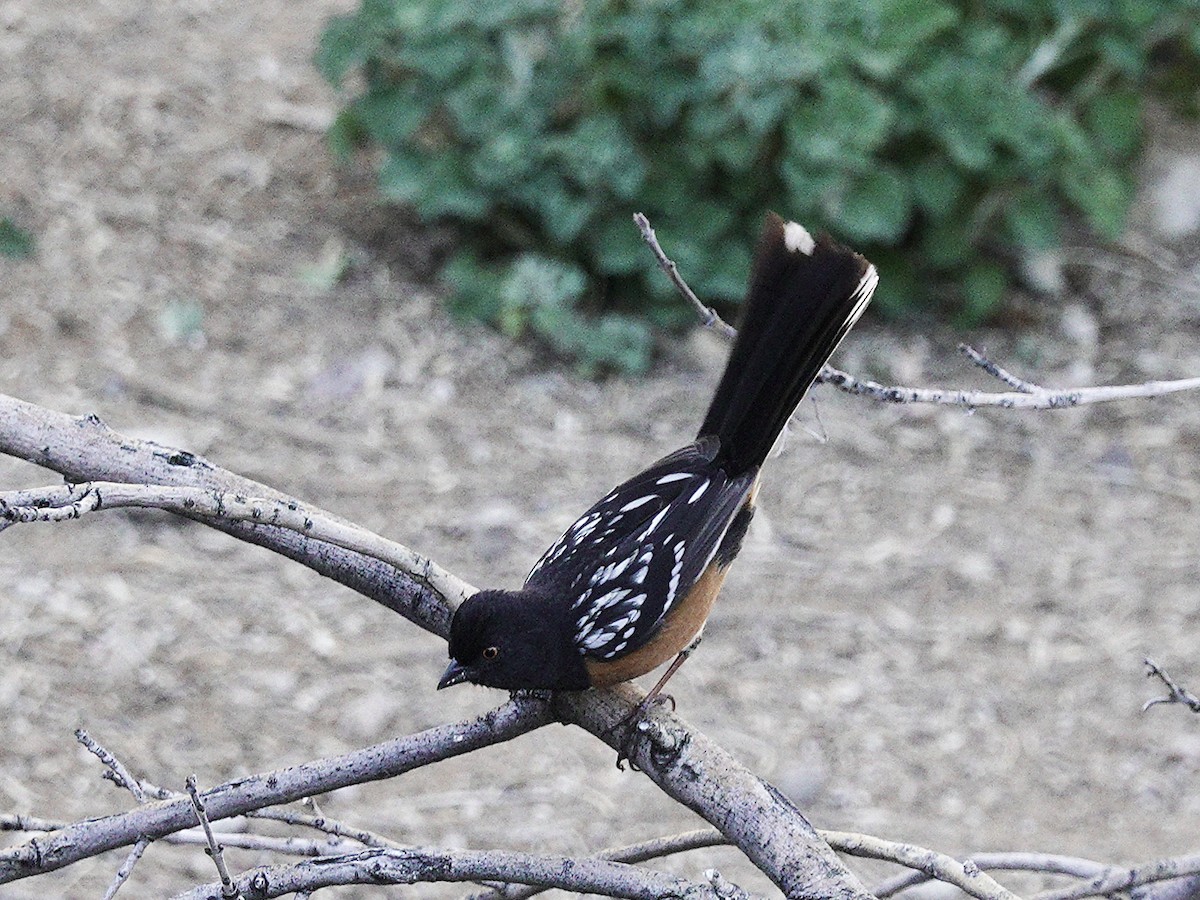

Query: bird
[{"left": 438, "top": 212, "right": 877, "bottom": 707}]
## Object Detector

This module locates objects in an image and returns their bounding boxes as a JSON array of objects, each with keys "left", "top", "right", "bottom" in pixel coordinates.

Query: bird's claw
[{"left": 612, "top": 693, "right": 676, "bottom": 770}]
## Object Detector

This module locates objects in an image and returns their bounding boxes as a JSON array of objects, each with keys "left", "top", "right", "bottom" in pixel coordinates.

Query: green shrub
[{"left": 318, "top": 0, "right": 1199, "bottom": 371}]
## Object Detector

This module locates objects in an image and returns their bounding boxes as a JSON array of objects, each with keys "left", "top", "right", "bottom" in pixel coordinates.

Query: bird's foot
[{"left": 613, "top": 693, "right": 676, "bottom": 770}]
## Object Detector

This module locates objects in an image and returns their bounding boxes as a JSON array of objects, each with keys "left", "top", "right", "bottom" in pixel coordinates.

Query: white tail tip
[{"left": 783, "top": 220, "right": 816, "bottom": 256}]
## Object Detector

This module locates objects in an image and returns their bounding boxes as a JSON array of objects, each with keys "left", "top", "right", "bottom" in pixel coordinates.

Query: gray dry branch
[{"left": 173, "top": 847, "right": 756, "bottom": 900}]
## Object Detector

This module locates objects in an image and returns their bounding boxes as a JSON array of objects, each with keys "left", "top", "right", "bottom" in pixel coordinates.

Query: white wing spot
[
  {"left": 636, "top": 507, "right": 670, "bottom": 541},
  {"left": 592, "top": 587, "right": 632, "bottom": 607},
  {"left": 784, "top": 220, "right": 815, "bottom": 255},
  {"left": 582, "top": 631, "right": 615, "bottom": 650},
  {"left": 656, "top": 472, "right": 691, "bottom": 484},
  {"left": 688, "top": 479, "right": 710, "bottom": 504},
  {"left": 619, "top": 495, "right": 657, "bottom": 513}
]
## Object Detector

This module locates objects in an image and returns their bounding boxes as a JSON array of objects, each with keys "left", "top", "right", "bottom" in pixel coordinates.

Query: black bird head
[{"left": 439, "top": 589, "right": 591, "bottom": 691}]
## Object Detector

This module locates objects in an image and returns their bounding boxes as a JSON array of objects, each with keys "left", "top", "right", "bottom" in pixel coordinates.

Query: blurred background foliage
[{"left": 318, "top": 0, "right": 1200, "bottom": 374}]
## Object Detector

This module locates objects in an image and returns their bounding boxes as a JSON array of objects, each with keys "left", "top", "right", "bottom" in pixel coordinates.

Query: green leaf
[
  {"left": 911, "top": 159, "right": 966, "bottom": 217},
  {"left": 1005, "top": 189, "right": 1061, "bottom": 250},
  {"left": 327, "top": 109, "right": 367, "bottom": 160},
  {"left": 314, "top": 14, "right": 375, "bottom": 87},
  {"left": 863, "top": 0, "right": 961, "bottom": 76},
  {"left": 0, "top": 218, "right": 34, "bottom": 259},
  {"left": 785, "top": 77, "right": 895, "bottom": 168},
  {"left": 958, "top": 262, "right": 1009, "bottom": 325},
  {"left": 936, "top": 118, "right": 994, "bottom": 171},
  {"left": 378, "top": 151, "right": 426, "bottom": 203},
  {"left": 590, "top": 214, "right": 649, "bottom": 276},
  {"left": 867, "top": 256, "right": 927, "bottom": 319},
  {"left": 355, "top": 87, "right": 428, "bottom": 147},
  {"left": 1084, "top": 90, "right": 1142, "bottom": 159},
  {"left": 920, "top": 218, "right": 975, "bottom": 268},
  {"left": 1063, "top": 167, "right": 1133, "bottom": 239},
  {"left": 825, "top": 168, "right": 913, "bottom": 242},
  {"left": 443, "top": 253, "right": 504, "bottom": 323}
]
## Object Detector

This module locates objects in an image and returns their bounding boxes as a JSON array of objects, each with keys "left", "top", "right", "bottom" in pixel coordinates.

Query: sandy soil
[{"left": 3, "top": 2, "right": 1200, "bottom": 897}]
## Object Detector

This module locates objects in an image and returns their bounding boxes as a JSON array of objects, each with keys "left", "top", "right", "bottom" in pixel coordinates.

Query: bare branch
[
  {"left": 187, "top": 775, "right": 242, "bottom": 899},
  {"left": 957, "top": 344, "right": 1040, "bottom": 393},
  {"left": 189, "top": 831, "right": 354, "bottom": 857},
  {"left": 634, "top": 212, "right": 737, "bottom": 340},
  {"left": 173, "top": 846, "right": 750, "bottom": 900},
  {"left": 872, "top": 851, "right": 1107, "bottom": 897},
  {"left": 552, "top": 688, "right": 869, "bottom": 900},
  {"left": 0, "top": 698, "right": 551, "bottom": 883},
  {"left": 632, "top": 213, "right": 1200, "bottom": 411},
  {"left": 820, "top": 831, "right": 1019, "bottom": 900},
  {"left": 854, "top": 842, "right": 1200, "bottom": 900},
  {"left": 818, "top": 365, "right": 1200, "bottom": 410},
  {"left": 102, "top": 836, "right": 150, "bottom": 900},
  {"left": 1143, "top": 658, "right": 1200, "bottom": 713},
  {"left": 705, "top": 868, "right": 752, "bottom": 900},
  {"left": 246, "top": 806, "right": 400, "bottom": 849},
  {"left": 470, "top": 828, "right": 729, "bottom": 900},
  {"left": 2, "top": 815, "right": 356, "bottom": 858},
  {"left": 75, "top": 729, "right": 147, "bottom": 803},
  {"left": 0, "top": 814, "right": 67, "bottom": 833},
  {"left": 1031, "top": 853, "right": 1200, "bottom": 900}
]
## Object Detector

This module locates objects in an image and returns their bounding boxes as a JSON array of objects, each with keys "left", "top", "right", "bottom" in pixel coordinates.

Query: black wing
[{"left": 525, "top": 438, "right": 755, "bottom": 661}]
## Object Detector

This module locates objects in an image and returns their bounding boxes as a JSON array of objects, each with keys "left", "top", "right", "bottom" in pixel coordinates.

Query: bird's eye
[{"left": 482, "top": 646, "right": 499, "bottom": 660}]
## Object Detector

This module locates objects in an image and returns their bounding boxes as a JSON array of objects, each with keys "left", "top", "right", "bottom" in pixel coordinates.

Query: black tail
[{"left": 698, "top": 212, "right": 877, "bottom": 475}]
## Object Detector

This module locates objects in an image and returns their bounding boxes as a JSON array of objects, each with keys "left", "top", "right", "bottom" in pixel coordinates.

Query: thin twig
[
  {"left": 0, "top": 813, "right": 65, "bottom": 833},
  {"left": 633, "top": 212, "right": 737, "bottom": 340},
  {"left": 872, "top": 851, "right": 1108, "bottom": 897},
  {"left": 468, "top": 828, "right": 729, "bottom": 900},
  {"left": 1, "top": 815, "right": 353, "bottom": 858},
  {"left": 958, "top": 344, "right": 1040, "bottom": 393},
  {"left": 180, "top": 830, "right": 354, "bottom": 857},
  {"left": 101, "top": 836, "right": 150, "bottom": 900},
  {"left": 1143, "top": 658, "right": 1200, "bottom": 713},
  {"left": 74, "top": 729, "right": 146, "bottom": 803},
  {"left": 1031, "top": 852, "right": 1200, "bottom": 900},
  {"left": 187, "top": 775, "right": 241, "bottom": 900},
  {"left": 246, "top": 806, "right": 399, "bottom": 849},
  {"left": 818, "top": 365, "right": 1200, "bottom": 409},
  {"left": 821, "top": 830, "right": 1020, "bottom": 900}
]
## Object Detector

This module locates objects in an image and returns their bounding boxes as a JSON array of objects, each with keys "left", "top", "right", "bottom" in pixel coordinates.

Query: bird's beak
[{"left": 438, "top": 659, "right": 472, "bottom": 690}]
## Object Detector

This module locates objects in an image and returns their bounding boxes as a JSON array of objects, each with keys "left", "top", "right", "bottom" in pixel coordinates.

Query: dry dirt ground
[{"left": 3, "top": 2, "right": 1200, "bottom": 898}]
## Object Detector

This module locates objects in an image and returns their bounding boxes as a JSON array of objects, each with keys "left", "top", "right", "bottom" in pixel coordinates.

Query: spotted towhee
[{"left": 439, "top": 213, "right": 877, "bottom": 703}]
